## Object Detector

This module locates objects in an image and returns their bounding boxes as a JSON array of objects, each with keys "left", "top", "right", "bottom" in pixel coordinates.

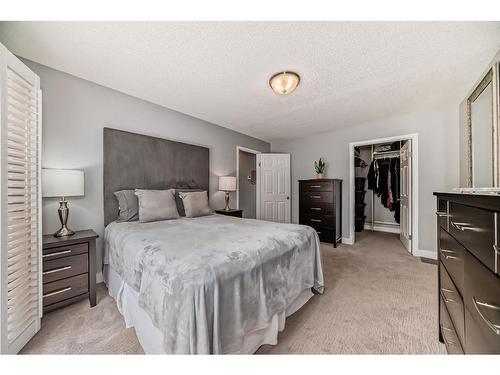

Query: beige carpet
[{"left": 21, "top": 231, "right": 445, "bottom": 354}]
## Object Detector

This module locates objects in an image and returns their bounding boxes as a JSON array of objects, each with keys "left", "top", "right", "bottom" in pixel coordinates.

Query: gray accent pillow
[
  {"left": 178, "top": 191, "right": 212, "bottom": 218},
  {"left": 114, "top": 190, "right": 139, "bottom": 222},
  {"left": 134, "top": 189, "right": 180, "bottom": 223},
  {"left": 175, "top": 189, "right": 203, "bottom": 216}
]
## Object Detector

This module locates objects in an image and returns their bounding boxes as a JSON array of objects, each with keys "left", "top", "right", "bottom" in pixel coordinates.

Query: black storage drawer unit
[
  {"left": 434, "top": 192, "right": 500, "bottom": 354},
  {"left": 299, "top": 179, "right": 342, "bottom": 247}
]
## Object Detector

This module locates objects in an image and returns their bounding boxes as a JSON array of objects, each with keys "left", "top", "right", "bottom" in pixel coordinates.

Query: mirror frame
[{"left": 467, "top": 64, "right": 499, "bottom": 187}]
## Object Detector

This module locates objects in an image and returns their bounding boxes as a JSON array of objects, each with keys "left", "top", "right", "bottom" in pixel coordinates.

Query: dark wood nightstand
[
  {"left": 42, "top": 229, "right": 98, "bottom": 313},
  {"left": 215, "top": 209, "right": 243, "bottom": 218}
]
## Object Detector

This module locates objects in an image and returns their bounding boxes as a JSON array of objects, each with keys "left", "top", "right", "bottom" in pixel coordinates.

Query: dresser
[
  {"left": 434, "top": 192, "right": 500, "bottom": 354},
  {"left": 215, "top": 209, "right": 243, "bottom": 218},
  {"left": 42, "top": 230, "right": 98, "bottom": 313},
  {"left": 299, "top": 179, "right": 342, "bottom": 247}
]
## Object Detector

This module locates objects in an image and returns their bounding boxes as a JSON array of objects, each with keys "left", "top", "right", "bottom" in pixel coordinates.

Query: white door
[
  {"left": 0, "top": 43, "right": 42, "bottom": 353},
  {"left": 256, "top": 153, "right": 291, "bottom": 223},
  {"left": 400, "top": 140, "right": 412, "bottom": 253}
]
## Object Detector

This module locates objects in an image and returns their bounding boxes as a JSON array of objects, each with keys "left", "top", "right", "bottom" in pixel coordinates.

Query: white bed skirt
[{"left": 104, "top": 265, "right": 314, "bottom": 354}]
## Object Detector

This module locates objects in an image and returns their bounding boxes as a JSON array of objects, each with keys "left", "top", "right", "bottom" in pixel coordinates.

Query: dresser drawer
[
  {"left": 449, "top": 202, "right": 496, "bottom": 274},
  {"left": 300, "top": 202, "right": 334, "bottom": 215},
  {"left": 42, "top": 273, "right": 88, "bottom": 307},
  {"left": 439, "top": 228, "right": 465, "bottom": 294},
  {"left": 440, "top": 298, "right": 464, "bottom": 354},
  {"left": 315, "top": 228, "right": 334, "bottom": 243},
  {"left": 42, "top": 242, "right": 88, "bottom": 260},
  {"left": 440, "top": 261, "right": 464, "bottom": 344},
  {"left": 464, "top": 250, "right": 500, "bottom": 353},
  {"left": 300, "top": 191, "right": 333, "bottom": 203},
  {"left": 436, "top": 198, "right": 449, "bottom": 231},
  {"left": 300, "top": 213, "right": 334, "bottom": 229},
  {"left": 43, "top": 253, "right": 88, "bottom": 284},
  {"left": 300, "top": 180, "right": 333, "bottom": 192}
]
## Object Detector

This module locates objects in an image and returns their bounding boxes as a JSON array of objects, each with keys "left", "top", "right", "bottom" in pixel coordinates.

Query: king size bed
[{"left": 102, "top": 128, "right": 324, "bottom": 354}]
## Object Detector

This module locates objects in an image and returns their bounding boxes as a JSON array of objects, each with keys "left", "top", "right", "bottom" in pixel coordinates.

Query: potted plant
[{"left": 314, "top": 158, "right": 326, "bottom": 179}]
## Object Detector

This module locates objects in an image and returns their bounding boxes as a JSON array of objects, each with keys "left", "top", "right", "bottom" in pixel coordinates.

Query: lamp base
[
  {"left": 54, "top": 198, "right": 75, "bottom": 237},
  {"left": 54, "top": 226, "right": 75, "bottom": 238},
  {"left": 224, "top": 191, "right": 231, "bottom": 211}
]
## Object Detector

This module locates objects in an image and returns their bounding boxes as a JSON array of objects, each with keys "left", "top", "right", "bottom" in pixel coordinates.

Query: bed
[{"left": 102, "top": 128, "right": 324, "bottom": 354}]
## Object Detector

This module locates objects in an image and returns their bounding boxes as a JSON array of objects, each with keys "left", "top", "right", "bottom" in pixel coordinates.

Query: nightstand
[
  {"left": 42, "top": 229, "right": 98, "bottom": 313},
  {"left": 215, "top": 209, "right": 243, "bottom": 218}
]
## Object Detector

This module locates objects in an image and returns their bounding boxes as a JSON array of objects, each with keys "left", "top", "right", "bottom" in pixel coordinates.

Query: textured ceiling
[{"left": 1, "top": 21, "right": 499, "bottom": 141}]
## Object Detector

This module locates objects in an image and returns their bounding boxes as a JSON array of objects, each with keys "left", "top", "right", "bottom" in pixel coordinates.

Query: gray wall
[
  {"left": 271, "top": 106, "right": 459, "bottom": 254},
  {"left": 238, "top": 150, "right": 256, "bottom": 218},
  {"left": 25, "top": 59, "right": 270, "bottom": 275}
]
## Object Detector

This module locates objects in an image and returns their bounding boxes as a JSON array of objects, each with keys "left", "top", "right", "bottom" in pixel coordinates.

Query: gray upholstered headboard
[{"left": 103, "top": 127, "right": 209, "bottom": 226}]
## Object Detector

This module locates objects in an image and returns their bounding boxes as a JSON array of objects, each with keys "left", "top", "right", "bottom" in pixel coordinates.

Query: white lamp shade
[
  {"left": 42, "top": 169, "right": 84, "bottom": 198},
  {"left": 219, "top": 176, "right": 236, "bottom": 192}
]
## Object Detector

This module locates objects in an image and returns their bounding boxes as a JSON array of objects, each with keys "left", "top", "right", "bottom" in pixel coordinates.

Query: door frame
[
  {"left": 236, "top": 146, "right": 261, "bottom": 212},
  {"left": 348, "top": 133, "right": 419, "bottom": 255}
]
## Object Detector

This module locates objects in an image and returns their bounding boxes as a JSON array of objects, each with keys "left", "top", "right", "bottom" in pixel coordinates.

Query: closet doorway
[{"left": 348, "top": 134, "right": 418, "bottom": 254}]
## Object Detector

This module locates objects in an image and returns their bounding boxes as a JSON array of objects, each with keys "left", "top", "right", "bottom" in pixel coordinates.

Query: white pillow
[
  {"left": 134, "top": 189, "right": 179, "bottom": 223},
  {"left": 178, "top": 191, "right": 212, "bottom": 218}
]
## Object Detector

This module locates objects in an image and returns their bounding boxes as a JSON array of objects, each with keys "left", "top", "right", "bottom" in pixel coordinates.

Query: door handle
[
  {"left": 310, "top": 195, "right": 321, "bottom": 199},
  {"left": 310, "top": 219, "right": 321, "bottom": 223},
  {"left": 472, "top": 297, "right": 500, "bottom": 335}
]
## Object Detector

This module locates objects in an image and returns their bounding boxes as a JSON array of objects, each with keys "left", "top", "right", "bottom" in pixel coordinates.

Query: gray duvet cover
[{"left": 104, "top": 214, "right": 324, "bottom": 354}]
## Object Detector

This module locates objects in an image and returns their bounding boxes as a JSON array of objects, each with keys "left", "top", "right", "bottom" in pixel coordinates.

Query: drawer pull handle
[
  {"left": 450, "top": 220, "right": 480, "bottom": 232},
  {"left": 440, "top": 325, "right": 460, "bottom": 347},
  {"left": 43, "top": 287, "right": 72, "bottom": 298},
  {"left": 472, "top": 297, "right": 500, "bottom": 335},
  {"left": 310, "top": 207, "right": 322, "bottom": 211},
  {"left": 43, "top": 249, "right": 71, "bottom": 258},
  {"left": 440, "top": 249, "right": 460, "bottom": 261},
  {"left": 310, "top": 185, "right": 321, "bottom": 188},
  {"left": 43, "top": 265, "right": 72, "bottom": 275},
  {"left": 436, "top": 211, "right": 448, "bottom": 217},
  {"left": 310, "top": 219, "right": 321, "bottom": 223},
  {"left": 310, "top": 195, "right": 321, "bottom": 199},
  {"left": 440, "top": 288, "right": 457, "bottom": 304},
  {"left": 316, "top": 231, "right": 322, "bottom": 234}
]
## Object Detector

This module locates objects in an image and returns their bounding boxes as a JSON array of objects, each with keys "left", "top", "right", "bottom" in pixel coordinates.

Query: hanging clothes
[{"left": 367, "top": 157, "right": 401, "bottom": 224}]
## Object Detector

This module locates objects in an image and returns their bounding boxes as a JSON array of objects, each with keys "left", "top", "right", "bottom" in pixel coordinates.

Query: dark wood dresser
[
  {"left": 42, "top": 230, "right": 98, "bottom": 313},
  {"left": 434, "top": 192, "right": 500, "bottom": 354},
  {"left": 299, "top": 179, "right": 342, "bottom": 247},
  {"left": 215, "top": 209, "right": 243, "bottom": 218}
]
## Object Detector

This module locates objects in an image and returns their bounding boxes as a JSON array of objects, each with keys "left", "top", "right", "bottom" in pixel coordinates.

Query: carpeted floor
[{"left": 21, "top": 231, "right": 445, "bottom": 354}]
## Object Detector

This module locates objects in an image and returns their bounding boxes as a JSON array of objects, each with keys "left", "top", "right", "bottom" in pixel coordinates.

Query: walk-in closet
[{"left": 352, "top": 137, "right": 414, "bottom": 253}]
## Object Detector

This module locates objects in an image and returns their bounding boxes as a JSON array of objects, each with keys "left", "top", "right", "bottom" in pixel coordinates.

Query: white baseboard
[
  {"left": 363, "top": 223, "right": 400, "bottom": 234},
  {"left": 342, "top": 236, "right": 354, "bottom": 245},
  {"left": 413, "top": 248, "right": 437, "bottom": 260},
  {"left": 96, "top": 272, "right": 104, "bottom": 284}
]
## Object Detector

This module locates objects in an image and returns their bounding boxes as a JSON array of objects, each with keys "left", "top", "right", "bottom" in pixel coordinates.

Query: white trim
[
  {"left": 96, "top": 272, "right": 104, "bottom": 284},
  {"left": 413, "top": 248, "right": 437, "bottom": 260},
  {"left": 348, "top": 133, "right": 419, "bottom": 256},
  {"left": 363, "top": 223, "right": 400, "bottom": 234},
  {"left": 236, "top": 146, "right": 261, "bottom": 211},
  {"left": 342, "top": 236, "right": 354, "bottom": 245}
]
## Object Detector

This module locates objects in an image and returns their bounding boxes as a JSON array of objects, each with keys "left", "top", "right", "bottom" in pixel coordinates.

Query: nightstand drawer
[
  {"left": 43, "top": 253, "right": 88, "bottom": 284},
  {"left": 43, "top": 273, "right": 88, "bottom": 307},
  {"left": 42, "top": 242, "right": 88, "bottom": 260}
]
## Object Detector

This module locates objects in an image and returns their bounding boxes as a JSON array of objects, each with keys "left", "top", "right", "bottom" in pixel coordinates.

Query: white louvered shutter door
[{"left": 0, "top": 43, "right": 42, "bottom": 354}]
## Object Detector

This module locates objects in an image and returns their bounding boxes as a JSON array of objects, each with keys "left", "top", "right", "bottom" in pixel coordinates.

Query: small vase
[{"left": 316, "top": 173, "right": 325, "bottom": 179}]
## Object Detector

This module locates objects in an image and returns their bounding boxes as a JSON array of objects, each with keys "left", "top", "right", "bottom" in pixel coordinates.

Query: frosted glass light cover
[
  {"left": 219, "top": 176, "right": 236, "bottom": 191},
  {"left": 42, "top": 169, "right": 84, "bottom": 198},
  {"left": 269, "top": 71, "right": 300, "bottom": 95}
]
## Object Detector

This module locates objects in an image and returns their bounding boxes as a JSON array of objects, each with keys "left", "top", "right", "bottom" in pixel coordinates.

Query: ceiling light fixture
[{"left": 269, "top": 71, "right": 300, "bottom": 95}]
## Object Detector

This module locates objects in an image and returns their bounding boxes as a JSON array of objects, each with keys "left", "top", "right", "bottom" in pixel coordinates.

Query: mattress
[{"left": 104, "top": 214, "right": 324, "bottom": 354}]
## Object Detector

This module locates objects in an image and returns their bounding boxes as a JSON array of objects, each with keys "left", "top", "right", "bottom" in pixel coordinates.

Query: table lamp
[
  {"left": 219, "top": 176, "right": 236, "bottom": 211},
  {"left": 42, "top": 168, "right": 84, "bottom": 237}
]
